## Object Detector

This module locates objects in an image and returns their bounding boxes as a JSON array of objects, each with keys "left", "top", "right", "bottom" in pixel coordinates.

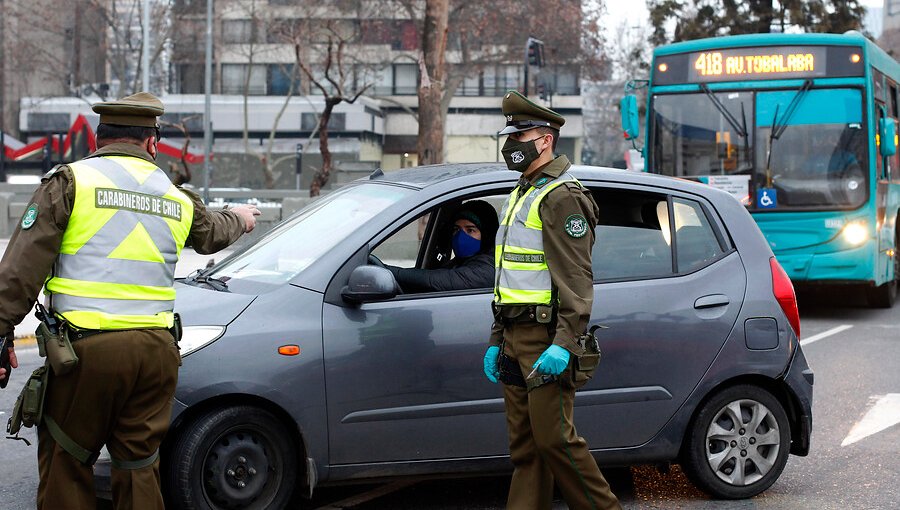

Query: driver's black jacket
[{"left": 387, "top": 253, "right": 494, "bottom": 293}]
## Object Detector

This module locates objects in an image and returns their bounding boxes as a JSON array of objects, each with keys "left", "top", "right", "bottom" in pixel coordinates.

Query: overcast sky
[{"left": 604, "top": 0, "right": 886, "bottom": 33}]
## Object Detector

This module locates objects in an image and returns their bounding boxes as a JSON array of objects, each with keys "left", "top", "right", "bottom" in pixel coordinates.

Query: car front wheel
[
  {"left": 682, "top": 385, "right": 791, "bottom": 499},
  {"left": 167, "top": 405, "right": 298, "bottom": 510}
]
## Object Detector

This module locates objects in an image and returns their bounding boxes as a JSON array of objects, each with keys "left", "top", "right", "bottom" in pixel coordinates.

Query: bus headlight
[
  {"left": 180, "top": 326, "right": 226, "bottom": 356},
  {"left": 841, "top": 222, "right": 869, "bottom": 246}
]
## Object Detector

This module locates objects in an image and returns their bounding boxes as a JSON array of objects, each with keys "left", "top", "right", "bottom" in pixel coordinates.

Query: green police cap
[
  {"left": 499, "top": 90, "right": 565, "bottom": 135},
  {"left": 92, "top": 91, "right": 164, "bottom": 128}
]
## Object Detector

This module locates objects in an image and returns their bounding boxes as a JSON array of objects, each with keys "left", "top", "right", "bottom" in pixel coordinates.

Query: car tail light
[{"left": 770, "top": 257, "right": 800, "bottom": 338}]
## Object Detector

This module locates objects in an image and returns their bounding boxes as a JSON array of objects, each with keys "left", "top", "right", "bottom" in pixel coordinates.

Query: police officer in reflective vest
[
  {"left": 483, "top": 91, "right": 621, "bottom": 510},
  {"left": 0, "top": 92, "right": 260, "bottom": 509}
]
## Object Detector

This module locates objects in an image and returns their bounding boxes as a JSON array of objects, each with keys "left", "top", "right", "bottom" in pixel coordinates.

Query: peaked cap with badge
[
  {"left": 92, "top": 91, "right": 164, "bottom": 128},
  {"left": 499, "top": 90, "right": 565, "bottom": 135}
]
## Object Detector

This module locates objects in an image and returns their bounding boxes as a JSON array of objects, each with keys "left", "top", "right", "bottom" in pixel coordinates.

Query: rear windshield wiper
[{"left": 184, "top": 269, "right": 230, "bottom": 292}]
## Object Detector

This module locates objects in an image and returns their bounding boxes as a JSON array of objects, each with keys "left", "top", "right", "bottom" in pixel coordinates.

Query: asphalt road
[{"left": 0, "top": 275, "right": 897, "bottom": 508}]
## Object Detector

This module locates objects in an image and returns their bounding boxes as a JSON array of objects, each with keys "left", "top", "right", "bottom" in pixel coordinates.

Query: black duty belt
[{"left": 66, "top": 328, "right": 106, "bottom": 342}]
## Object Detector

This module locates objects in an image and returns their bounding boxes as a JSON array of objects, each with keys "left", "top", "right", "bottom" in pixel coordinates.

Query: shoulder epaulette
[{"left": 42, "top": 164, "right": 66, "bottom": 181}]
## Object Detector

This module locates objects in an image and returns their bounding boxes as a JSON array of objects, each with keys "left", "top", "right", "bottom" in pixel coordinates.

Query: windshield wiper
[
  {"left": 699, "top": 84, "right": 751, "bottom": 173},
  {"left": 184, "top": 269, "right": 231, "bottom": 292},
  {"left": 765, "top": 79, "right": 813, "bottom": 187},
  {"left": 699, "top": 84, "right": 747, "bottom": 139}
]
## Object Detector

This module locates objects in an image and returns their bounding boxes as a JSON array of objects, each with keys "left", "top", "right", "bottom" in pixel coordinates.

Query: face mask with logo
[
  {"left": 452, "top": 230, "right": 481, "bottom": 258},
  {"left": 501, "top": 137, "right": 541, "bottom": 172}
]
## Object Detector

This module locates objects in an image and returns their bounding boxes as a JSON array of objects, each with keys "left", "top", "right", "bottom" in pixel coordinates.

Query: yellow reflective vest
[
  {"left": 44, "top": 156, "right": 194, "bottom": 330},
  {"left": 494, "top": 172, "right": 579, "bottom": 305}
]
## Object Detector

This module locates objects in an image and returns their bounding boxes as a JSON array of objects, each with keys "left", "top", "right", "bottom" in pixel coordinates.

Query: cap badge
[
  {"left": 506, "top": 115, "right": 513, "bottom": 121},
  {"left": 511, "top": 151, "right": 525, "bottom": 164}
]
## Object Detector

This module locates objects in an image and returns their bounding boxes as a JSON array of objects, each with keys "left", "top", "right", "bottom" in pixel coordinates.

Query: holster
[
  {"left": 7, "top": 364, "right": 49, "bottom": 439},
  {"left": 497, "top": 347, "right": 526, "bottom": 388},
  {"left": 569, "top": 325, "right": 604, "bottom": 389},
  {"left": 35, "top": 319, "right": 78, "bottom": 376}
]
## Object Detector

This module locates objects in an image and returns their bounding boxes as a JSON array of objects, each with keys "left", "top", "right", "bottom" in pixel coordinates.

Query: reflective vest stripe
[
  {"left": 55, "top": 253, "right": 175, "bottom": 288},
  {"left": 48, "top": 278, "right": 176, "bottom": 301},
  {"left": 494, "top": 172, "right": 579, "bottom": 305},
  {"left": 45, "top": 155, "right": 193, "bottom": 330},
  {"left": 495, "top": 224, "right": 543, "bottom": 251},
  {"left": 499, "top": 269, "right": 553, "bottom": 292},
  {"left": 52, "top": 295, "right": 175, "bottom": 316}
]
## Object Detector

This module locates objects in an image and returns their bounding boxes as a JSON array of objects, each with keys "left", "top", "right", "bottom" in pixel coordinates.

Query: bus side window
[
  {"left": 891, "top": 84, "right": 899, "bottom": 119},
  {"left": 876, "top": 106, "right": 885, "bottom": 180}
]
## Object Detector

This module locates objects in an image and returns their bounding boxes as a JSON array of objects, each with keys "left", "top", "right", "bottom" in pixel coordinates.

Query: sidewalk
[{"left": 1, "top": 238, "right": 230, "bottom": 339}]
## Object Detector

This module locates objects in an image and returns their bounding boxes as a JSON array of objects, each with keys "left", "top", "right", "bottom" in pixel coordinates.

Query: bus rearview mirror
[
  {"left": 620, "top": 95, "right": 640, "bottom": 141},
  {"left": 879, "top": 118, "right": 897, "bottom": 157}
]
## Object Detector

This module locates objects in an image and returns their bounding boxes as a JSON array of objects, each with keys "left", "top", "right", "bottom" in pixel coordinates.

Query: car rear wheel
[
  {"left": 682, "top": 385, "right": 791, "bottom": 499},
  {"left": 167, "top": 405, "right": 298, "bottom": 510}
]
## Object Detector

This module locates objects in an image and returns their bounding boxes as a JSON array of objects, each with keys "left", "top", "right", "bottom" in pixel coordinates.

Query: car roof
[{"left": 367, "top": 162, "right": 734, "bottom": 201}]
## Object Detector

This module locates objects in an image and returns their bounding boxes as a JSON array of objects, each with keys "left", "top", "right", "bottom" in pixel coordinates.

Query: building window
[
  {"left": 457, "top": 66, "right": 481, "bottom": 96},
  {"left": 222, "top": 64, "right": 267, "bottom": 95},
  {"left": 301, "top": 112, "right": 346, "bottom": 131},
  {"left": 484, "top": 65, "right": 520, "bottom": 96},
  {"left": 174, "top": 64, "right": 204, "bottom": 94},
  {"left": 222, "top": 20, "right": 259, "bottom": 44},
  {"left": 28, "top": 113, "right": 71, "bottom": 132},
  {"left": 268, "top": 64, "right": 299, "bottom": 96},
  {"left": 370, "top": 65, "right": 393, "bottom": 96},
  {"left": 551, "top": 65, "right": 580, "bottom": 96},
  {"left": 393, "top": 63, "right": 417, "bottom": 95}
]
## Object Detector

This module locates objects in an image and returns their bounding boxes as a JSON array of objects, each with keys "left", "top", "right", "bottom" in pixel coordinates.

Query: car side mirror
[
  {"left": 342, "top": 265, "right": 398, "bottom": 304},
  {"left": 620, "top": 94, "right": 640, "bottom": 141},
  {"left": 879, "top": 117, "right": 897, "bottom": 157}
]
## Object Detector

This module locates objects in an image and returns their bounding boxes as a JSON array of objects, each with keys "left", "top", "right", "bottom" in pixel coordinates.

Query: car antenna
[{"left": 369, "top": 168, "right": 384, "bottom": 180}]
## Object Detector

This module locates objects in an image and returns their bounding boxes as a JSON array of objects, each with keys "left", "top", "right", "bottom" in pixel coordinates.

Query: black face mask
[{"left": 501, "top": 137, "right": 541, "bottom": 172}]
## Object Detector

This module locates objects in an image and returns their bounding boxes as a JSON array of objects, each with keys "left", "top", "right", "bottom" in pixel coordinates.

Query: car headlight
[
  {"left": 841, "top": 222, "right": 869, "bottom": 246},
  {"left": 180, "top": 326, "right": 226, "bottom": 356}
]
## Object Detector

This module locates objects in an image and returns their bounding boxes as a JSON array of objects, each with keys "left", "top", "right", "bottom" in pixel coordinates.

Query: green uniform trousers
[
  {"left": 501, "top": 322, "right": 621, "bottom": 510},
  {"left": 36, "top": 329, "right": 180, "bottom": 510}
]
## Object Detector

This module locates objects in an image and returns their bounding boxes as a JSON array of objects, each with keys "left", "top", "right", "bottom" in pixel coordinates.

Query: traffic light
[{"left": 527, "top": 38, "right": 545, "bottom": 68}]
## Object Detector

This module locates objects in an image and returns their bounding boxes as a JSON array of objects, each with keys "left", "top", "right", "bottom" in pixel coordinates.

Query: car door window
[
  {"left": 670, "top": 198, "right": 725, "bottom": 273},
  {"left": 371, "top": 213, "right": 429, "bottom": 267},
  {"left": 591, "top": 188, "right": 674, "bottom": 280}
]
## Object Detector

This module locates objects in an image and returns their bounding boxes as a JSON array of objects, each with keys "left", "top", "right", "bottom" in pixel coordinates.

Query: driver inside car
[{"left": 384, "top": 200, "right": 498, "bottom": 292}]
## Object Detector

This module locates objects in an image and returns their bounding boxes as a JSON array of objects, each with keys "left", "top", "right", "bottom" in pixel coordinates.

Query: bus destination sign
[
  {"left": 688, "top": 47, "right": 827, "bottom": 82},
  {"left": 652, "top": 45, "right": 864, "bottom": 85}
]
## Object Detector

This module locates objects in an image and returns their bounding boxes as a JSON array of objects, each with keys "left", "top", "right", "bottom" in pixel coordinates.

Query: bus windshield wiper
[
  {"left": 185, "top": 269, "right": 230, "bottom": 292},
  {"left": 699, "top": 84, "right": 748, "bottom": 139},
  {"left": 765, "top": 79, "right": 813, "bottom": 186}
]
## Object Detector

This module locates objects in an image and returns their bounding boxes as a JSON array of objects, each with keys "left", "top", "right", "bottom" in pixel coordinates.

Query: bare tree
[{"left": 417, "top": 0, "right": 449, "bottom": 166}]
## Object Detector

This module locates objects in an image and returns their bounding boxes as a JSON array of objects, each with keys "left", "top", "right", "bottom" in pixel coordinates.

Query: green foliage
[{"left": 648, "top": 0, "right": 868, "bottom": 45}]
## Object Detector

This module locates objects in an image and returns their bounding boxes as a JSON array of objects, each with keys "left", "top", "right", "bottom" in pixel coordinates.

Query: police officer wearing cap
[
  {"left": 483, "top": 91, "right": 620, "bottom": 509},
  {"left": 0, "top": 92, "right": 260, "bottom": 509}
]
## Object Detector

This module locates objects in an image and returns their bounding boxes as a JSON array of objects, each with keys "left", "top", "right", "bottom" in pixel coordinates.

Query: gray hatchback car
[{"left": 98, "top": 163, "right": 813, "bottom": 509}]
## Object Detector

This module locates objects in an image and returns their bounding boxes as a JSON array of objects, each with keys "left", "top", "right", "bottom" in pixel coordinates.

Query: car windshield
[{"left": 209, "top": 184, "right": 413, "bottom": 285}]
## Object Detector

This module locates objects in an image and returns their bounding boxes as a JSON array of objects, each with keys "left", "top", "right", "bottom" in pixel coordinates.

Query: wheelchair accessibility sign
[{"left": 757, "top": 188, "right": 777, "bottom": 209}]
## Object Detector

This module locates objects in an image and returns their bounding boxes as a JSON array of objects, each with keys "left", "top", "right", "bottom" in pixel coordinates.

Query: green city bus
[{"left": 622, "top": 31, "right": 900, "bottom": 307}]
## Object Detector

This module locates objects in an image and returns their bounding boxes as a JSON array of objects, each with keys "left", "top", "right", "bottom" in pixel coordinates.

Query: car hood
[{"left": 174, "top": 282, "right": 257, "bottom": 327}]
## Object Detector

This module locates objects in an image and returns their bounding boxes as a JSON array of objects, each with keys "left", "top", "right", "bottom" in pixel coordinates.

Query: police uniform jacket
[
  {"left": 489, "top": 154, "right": 600, "bottom": 354},
  {"left": 0, "top": 143, "right": 247, "bottom": 338}
]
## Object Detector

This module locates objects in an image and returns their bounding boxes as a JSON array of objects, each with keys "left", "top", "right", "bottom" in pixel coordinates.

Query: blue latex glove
[
  {"left": 533, "top": 345, "right": 570, "bottom": 376},
  {"left": 483, "top": 345, "right": 500, "bottom": 383}
]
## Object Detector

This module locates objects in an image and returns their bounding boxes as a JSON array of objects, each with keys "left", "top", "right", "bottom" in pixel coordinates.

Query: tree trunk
[
  {"left": 417, "top": 0, "right": 449, "bottom": 166},
  {"left": 310, "top": 97, "right": 341, "bottom": 197}
]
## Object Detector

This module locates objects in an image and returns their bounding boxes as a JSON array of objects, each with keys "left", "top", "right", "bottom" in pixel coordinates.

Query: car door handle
[{"left": 694, "top": 294, "right": 730, "bottom": 309}]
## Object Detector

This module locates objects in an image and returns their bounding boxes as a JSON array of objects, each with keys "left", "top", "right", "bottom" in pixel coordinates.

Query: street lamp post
[{"left": 203, "top": 0, "right": 213, "bottom": 205}]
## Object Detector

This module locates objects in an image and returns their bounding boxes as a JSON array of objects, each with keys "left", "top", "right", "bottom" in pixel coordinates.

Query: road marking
[
  {"left": 841, "top": 394, "right": 900, "bottom": 447},
  {"left": 800, "top": 324, "right": 853, "bottom": 346}
]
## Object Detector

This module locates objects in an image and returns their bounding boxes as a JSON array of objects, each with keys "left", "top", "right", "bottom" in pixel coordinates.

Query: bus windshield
[{"left": 651, "top": 87, "right": 867, "bottom": 210}]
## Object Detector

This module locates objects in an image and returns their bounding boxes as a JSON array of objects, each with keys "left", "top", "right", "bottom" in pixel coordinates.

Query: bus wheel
[{"left": 866, "top": 228, "right": 899, "bottom": 308}]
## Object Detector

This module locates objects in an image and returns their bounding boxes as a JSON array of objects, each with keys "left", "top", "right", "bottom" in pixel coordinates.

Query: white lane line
[
  {"left": 800, "top": 324, "right": 853, "bottom": 346},
  {"left": 842, "top": 394, "right": 900, "bottom": 447}
]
